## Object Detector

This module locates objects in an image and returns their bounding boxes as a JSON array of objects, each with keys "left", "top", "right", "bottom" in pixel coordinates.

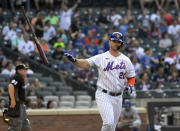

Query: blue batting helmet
[{"left": 109, "top": 32, "right": 124, "bottom": 43}]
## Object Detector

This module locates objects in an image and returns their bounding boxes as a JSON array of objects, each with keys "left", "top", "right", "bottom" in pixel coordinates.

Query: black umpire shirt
[{"left": 10, "top": 73, "right": 26, "bottom": 102}]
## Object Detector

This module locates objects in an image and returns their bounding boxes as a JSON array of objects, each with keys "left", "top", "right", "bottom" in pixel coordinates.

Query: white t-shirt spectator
[
  {"left": 159, "top": 38, "right": 172, "bottom": 48},
  {"left": 110, "top": 14, "right": 122, "bottom": 27},
  {"left": 136, "top": 47, "right": 145, "bottom": 59},
  {"left": 59, "top": 9, "right": 72, "bottom": 30},
  {"left": 18, "top": 40, "right": 35, "bottom": 55},
  {"left": 168, "top": 24, "right": 180, "bottom": 35},
  {"left": 4, "top": 29, "right": 16, "bottom": 40},
  {"left": 150, "top": 13, "right": 161, "bottom": 23},
  {"left": 2, "top": 25, "right": 10, "bottom": 36},
  {"left": 1, "top": 69, "right": 15, "bottom": 76},
  {"left": 43, "top": 26, "right": 56, "bottom": 42}
]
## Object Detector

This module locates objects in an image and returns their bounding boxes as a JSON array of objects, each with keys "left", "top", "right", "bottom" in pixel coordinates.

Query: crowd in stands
[{"left": 0, "top": 0, "right": 180, "bottom": 109}]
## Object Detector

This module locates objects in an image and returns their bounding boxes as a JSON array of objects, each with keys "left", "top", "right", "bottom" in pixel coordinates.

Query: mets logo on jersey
[{"left": 103, "top": 61, "right": 126, "bottom": 71}]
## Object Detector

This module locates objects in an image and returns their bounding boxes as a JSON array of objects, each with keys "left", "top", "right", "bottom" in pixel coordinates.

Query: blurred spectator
[
  {"left": 0, "top": 49, "right": 7, "bottom": 70},
  {"left": 150, "top": 10, "right": 161, "bottom": 23},
  {"left": 119, "top": 18, "right": 128, "bottom": 35},
  {"left": 45, "top": 11, "right": 59, "bottom": 25},
  {"left": 0, "top": 8, "right": 4, "bottom": 25},
  {"left": 155, "top": 83, "right": 164, "bottom": 93},
  {"left": 43, "top": 20, "right": 56, "bottom": 42},
  {"left": 165, "top": 0, "right": 180, "bottom": 10},
  {"left": 27, "top": 89, "right": 36, "bottom": 96},
  {"left": 131, "top": 56, "right": 142, "bottom": 76},
  {"left": 158, "top": 20, "right": 168, "bottom": 34},
  {"left": 116, "top": 99, "right": 141, "bottom": 131},
  {"left": 24, "top": 62, "right": 34, "bottom": 75},
  {"left": 36, "top": 37, "right": 49, "bottom": 52},
  {"left": 73, "top": 32, "right": 85, "bottom": 48},
  {"left": 132, "top": 39, "right": 144, "bottom": 59},
  {"left": 53, "top": 38, "right": 65, "bottom": 49},
  {"left": 85, "top": 40, "right": 99, "bottom": 56},
  {"left": 60, "top": 0, "right": 81, "bottom": 31},
  {"left": 4, "top": 23, "right": 17, "bottom": 41},
  {"left": 11, "top": 29, "right": 23, "bottom": 51},
  {"left": 139, "top": 0, "right": 154, "bottom": 10},
  {"left": 168, "top": 45, "right": 178, "bottom": 62},
  {"left": 45, "top": 0, "right": 54, "bottom": 9},
  {"left": 52, "top": 46, "right": 64, "bottom": 60},
  {"left": 148, "top": 22, "right": 161, "bottom": 39},
  {"left": 174, "top": 29, "right": 180, "bottom": 44},
  {"left": 47, "top": 100, "right": 54, "bottom": 109},
  {"left": 0, "top": 99, "right": 5, "bottom": 109},
  {"left": 18, "top": 33, "right": 35, "bottom": 55},
  {"left": 57, "top": 28, "right": 68, "bottom": 45},
  {"left": 59, "top": 56, "right": 75, "bottom": 75},
  {"left": 84, "top": 30, "right": 99, "bottom": 45},
  {"left": 83, "top": 19, "right": 99, "bottom": 35},
  {"left": 138, "top": 9, "right": 150, "bottom": 38},
  {"left": 84, "top": 8, "right": 94, "bottom": 23},
  {"left": 30, "top": 101, "right": 38, "bottom": 109},
  {"left": 137, "top": 73, "right": 151, "bottom": 91},
  {"left": 98, "top": 9, "right": 110, "bottom": 25},
  {"left": 168, "top": 20, "right": 180, "bottom": 36},
  {"left": 152, "top": 66, "right": 167, "bottom": 83},
  {"left": 168, "top": 71, "right": 179, "bottom": 84},
  {"left": 154, "top": 0, "right": 166, "bottom": 10},
  {"left": 31, "top": 12, "right": 40, "bottom": 25},
  {"left": 34, "top": 0, "right": 40, "bottom": 10},
  {"left": 31, "top": 78, "right": 43, "bottom": 89},
  {"left": 159, "top": 32, "right": 172, "bottom": 48},
  {"left": 64, "top": 43, "right": 76, "bottom": 57},
  {"left": 124, "top": 10, "right": 135, "bottom": 24},
  {"left": 140, "top": 48, "right": 159, "bottom": 69},
  {"left": 70, "top": 16, "right": 81, "bottom": 36},
  {"left": 110, "top": 10, "right": 122, "bottom": 27},
  {"left": 0, "top": 88, "right": 5, "bottom": 97},
  {"left": 77, "top": 68, "right": 94, "bottom": 83},
  {"left": 35, "top": 12, "right": 44, "bottom": 38},
  {"left": 36, "top": 96, "right": 45, "bottom": 108},
  {"left": 1, "top": 62, "right": 15, "bottom": 76}
]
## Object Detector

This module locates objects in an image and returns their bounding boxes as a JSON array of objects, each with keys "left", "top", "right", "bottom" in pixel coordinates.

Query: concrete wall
[{"left": 0, "top": 108, "right": 148, "bottom": 131}]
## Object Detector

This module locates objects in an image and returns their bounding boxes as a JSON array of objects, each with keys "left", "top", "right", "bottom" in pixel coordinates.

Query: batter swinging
[{"left": 64, "top": 32, "right": 136, "bottom": 131}]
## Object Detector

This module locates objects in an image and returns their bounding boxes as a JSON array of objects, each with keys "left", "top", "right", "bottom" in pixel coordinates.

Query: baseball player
[{"left": 64, "top": 32, "right": 136, "bottom": 131}]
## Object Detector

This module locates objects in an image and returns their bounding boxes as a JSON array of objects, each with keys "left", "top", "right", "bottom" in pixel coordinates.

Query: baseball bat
[{"left": 21, "top": 6, "right": 49, "bottom": 65}]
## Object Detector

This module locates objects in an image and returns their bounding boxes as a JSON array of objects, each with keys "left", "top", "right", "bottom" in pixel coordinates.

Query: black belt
[{"left": 102, "top": 89, "right": 122, "bottom": 96}]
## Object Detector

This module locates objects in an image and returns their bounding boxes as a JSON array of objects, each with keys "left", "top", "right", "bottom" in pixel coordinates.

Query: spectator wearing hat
[
  {"left": 11, "top": 29, "right": 23, "bottom": 51},
  {"left": 116, "top": 99, "right": 141, "bottom": 131},
  {"left": 52, "top": 45, "right": 64, "bottom": 60}
]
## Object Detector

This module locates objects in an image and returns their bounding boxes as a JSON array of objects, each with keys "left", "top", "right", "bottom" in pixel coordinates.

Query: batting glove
[
  {"left": 124, "top": 85, "right": 134, "bottom": 96},
  {"left": 64, "top": 53, "right": 76, "bottom": 63}
]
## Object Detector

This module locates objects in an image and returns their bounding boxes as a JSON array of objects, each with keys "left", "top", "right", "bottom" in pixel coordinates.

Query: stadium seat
[
  {"left": 73, "top": 91, "right": 88, "bottom": 96},
  {"left": 59, "top": 101, "right": 74, "bottom": 109},
  {"left": 44, "top": 96, "right": 59, "bottom": 103},
  {"left": 0, "top": 82, "right": 9, "bottom": 88},
  {"left": 55, "top": 91, "right": 71, "bottom": 96},
  {"left": 40, "top": 87, "right": 56, "bottom": 93},
  {"left": 37, "top": 91, "right": 53, "bottom": 96},
  {"left": 57, "top": 87, "right": 73, "bottom": 92},
  {"left": 75, "top": 101, "right": 91, "bottom": 109},
  {"left": 49, "top": 82, "right": 64, "bottom": 88},
  {"left": 76, "top": 95, "right": 92, "bottom": 103},
  {"left": 60, "top": 95, "right": 75, "bottom": 103}
]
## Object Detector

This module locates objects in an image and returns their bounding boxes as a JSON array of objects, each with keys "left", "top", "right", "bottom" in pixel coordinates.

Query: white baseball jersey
[{"left": 87, "top": 51, "right": 135, "bottom": 92}]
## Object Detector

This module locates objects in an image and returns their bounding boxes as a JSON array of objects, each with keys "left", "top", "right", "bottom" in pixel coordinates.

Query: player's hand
[
  {"left": 124, "top": 85, "right": 133, "bottom": 96},
  {"left": 64, "top": 53, "right": 76, "bottom": 63},
  {"left": 10, "top": 99, "right": 16, "bottom": 108}
]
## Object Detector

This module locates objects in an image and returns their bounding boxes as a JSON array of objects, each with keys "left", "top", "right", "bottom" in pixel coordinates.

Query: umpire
[{"left": 7, "top": 64, "right": 32, "bottom": 131}]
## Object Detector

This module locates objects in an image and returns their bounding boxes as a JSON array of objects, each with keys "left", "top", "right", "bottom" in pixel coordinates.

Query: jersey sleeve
[
  {"left": 11, "top": 79, "right": 18, "bottom": 87},
  {"left": 125, "top": 59, "right": 136, "bottom": 78},
  {"left": 86, "top": 54, "right": 101, "bottom": 67}
]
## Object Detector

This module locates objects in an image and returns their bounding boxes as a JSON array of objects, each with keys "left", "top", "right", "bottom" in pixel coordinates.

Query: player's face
[
  {"left": 109, "top": 40, "right": 122, "bottom": 51},
  {"left": 18, "top": 69, "right": 27, "bottom": 78}
]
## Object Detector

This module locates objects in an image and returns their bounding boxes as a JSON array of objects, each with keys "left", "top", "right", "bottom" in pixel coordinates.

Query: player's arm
[
  {"left": 64, "top": 53, "right": 90, "bottom": 69},
  {"left": 8, "top": 84, "right": 16, "bottom": 108},
  {"left": 74, "top": 59, "right": 90, "bottom": 70}
]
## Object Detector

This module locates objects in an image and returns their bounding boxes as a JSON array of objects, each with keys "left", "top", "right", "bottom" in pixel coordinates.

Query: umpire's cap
[
  {"left": 15, "top": 64, "right": 29, "bottom": 71},
  {"left": 109, "top": 32, "right": 124, "bottom": 43}
]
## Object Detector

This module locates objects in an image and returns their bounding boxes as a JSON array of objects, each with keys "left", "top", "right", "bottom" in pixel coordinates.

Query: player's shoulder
[{"left": 120, "top": 53, "right": 131, "bottom": 61}]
